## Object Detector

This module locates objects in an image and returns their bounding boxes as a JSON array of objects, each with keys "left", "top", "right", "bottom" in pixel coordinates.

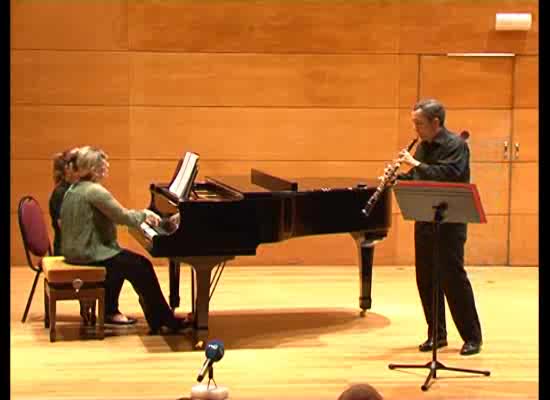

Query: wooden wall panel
[
  {"left": 512, "top": 109, "right": 538, "bottom": 161},
  {"left": 11, "top": 106, "right": 130, "bottom": 159},
  {"left": 397, "top": 108, "right": 419, "bottom": 150},
  {"left": 419, "top": 56, "right": 514, "bottom": 108},
  {"left": 446, "top": 110, "right": 512, "bottom": 162},
  {"left": 394, "top": 218, "right": 415, "bottom": 266},
  {"left": 10, "top": 0, "right": 128, "bottom": 50},
  {"left": 11, "top": 160, "right": 58, "bottom": 214},
  {"left": 130, "top": 53, "right": 411, "bottom": 107},
  {"left": 128, "top": 1, "right": 399, "bottom": 53},
  {"left": 130, "top": 107, "right": 399, "bottom": 161},
  {"left": 127, "top": 1, "right": 539, "bottom": 55},
  {"left": 399, "top": 1, "right": 538, "bottom": 55},
  {"left": 510, "top": 163, "right": 538, "bottom": 214},
  {"left": 470, "top": 163, "right": 510, "bottom": 215},
  {"left": 509, "top": 215, "right": 538, "bottom": 266},
  {"left": 514, "top": 56, "right": 539, "bottom": 108},
  {"left": 466, "top": 215, "right": 509, "bottom": 265},
  {"left": 11, "top": 51, "right": 129, "bottom": 105},
  {"left": 398, "top": 55, "right": 419, "bottom": 108},
  {"left": 10, "top": 160, "right": 131, "bottom": 214}
]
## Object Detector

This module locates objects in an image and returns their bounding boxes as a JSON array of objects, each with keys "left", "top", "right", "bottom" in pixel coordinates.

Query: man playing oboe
[{"left": 393, "top": 98, "right": 483, "bottom": 356}]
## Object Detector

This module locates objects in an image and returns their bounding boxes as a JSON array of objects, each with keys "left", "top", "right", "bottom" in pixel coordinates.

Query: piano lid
[{"left": 206, "top": 174, "right": 380, "bottom": 194}]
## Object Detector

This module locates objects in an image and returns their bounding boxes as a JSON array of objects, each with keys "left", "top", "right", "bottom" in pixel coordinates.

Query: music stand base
[{"left": 388, "top": 360, "right": 490, "bottom": 391}]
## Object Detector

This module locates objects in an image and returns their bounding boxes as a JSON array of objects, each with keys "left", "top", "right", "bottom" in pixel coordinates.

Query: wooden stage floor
[{"left": 10, "top": 265, "right": 538, "bottom": 400}]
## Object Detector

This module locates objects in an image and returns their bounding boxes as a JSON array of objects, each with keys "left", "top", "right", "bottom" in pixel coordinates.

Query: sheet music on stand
[{"left": 168, "top": 151, "right": 200, "bottom": 200}]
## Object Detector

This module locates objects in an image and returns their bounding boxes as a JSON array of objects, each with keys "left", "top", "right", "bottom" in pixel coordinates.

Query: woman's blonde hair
[{"left": 76, "top": 146, "right": 108, "bottom": 181}]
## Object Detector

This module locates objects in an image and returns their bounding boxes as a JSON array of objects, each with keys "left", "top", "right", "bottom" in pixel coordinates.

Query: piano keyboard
[
  {"left": 140, "top": 219, "right": 177, "bottom": 240},
  {"left": 140, "top": 222, "right": 158, "bottom": 239}
]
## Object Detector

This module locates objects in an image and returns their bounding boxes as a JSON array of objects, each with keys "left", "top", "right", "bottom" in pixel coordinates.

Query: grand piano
[{"left": 129, "top": 166, "right": 391, "bottom": 346}]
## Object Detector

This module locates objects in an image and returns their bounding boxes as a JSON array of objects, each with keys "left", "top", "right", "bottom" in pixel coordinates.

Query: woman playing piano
[{"left": 60, "top": 146, "right": 190, "bottom": 334}]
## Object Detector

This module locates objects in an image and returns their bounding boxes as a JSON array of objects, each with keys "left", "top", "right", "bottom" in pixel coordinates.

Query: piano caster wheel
[{"left": 359, "top": 310, "right": 366, "bottom": 317}]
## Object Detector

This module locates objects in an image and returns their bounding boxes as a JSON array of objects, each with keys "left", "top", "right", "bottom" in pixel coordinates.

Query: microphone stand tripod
[
  {"left": 207, "top": 365, "right": 217, "bottom": 389},
  {"left": 191, "top": 359, "right": 228, "bottom": 400},
  {"left": 388, "top": 202, "right": 490, "bottom": 391}
]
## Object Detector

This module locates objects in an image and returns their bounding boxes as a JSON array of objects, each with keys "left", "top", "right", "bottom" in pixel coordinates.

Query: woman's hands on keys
[
  {"left": 144, "top": 210, "right": 162, "bottom": 227},
  {"left": 168, "top": 213, "right": 181, "bottom": 226}
]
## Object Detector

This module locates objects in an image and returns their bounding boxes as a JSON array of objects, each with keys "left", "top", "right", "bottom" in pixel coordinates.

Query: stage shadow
[
  {"left": 142, "top": 307, "right": 391, "bottom": 352},
  {"left": 25, "top": 313, "right": 146, "bottom": 342},
  {"left": 23, "top": 308, "right": 390, "bottom": 348}
]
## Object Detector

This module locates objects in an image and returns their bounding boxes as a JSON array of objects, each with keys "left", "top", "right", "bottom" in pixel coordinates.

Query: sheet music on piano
[
  {"left": 140, "top": 151, "right": 199, "bottom": 240},
  {"left": 168, "top": 151, "right": 200, "bottom": 200}
]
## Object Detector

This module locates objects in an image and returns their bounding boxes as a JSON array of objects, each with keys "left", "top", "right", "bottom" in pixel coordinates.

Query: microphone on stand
[
  {"left": 197, "top": 340, "right": 225, "bottom": 382},
  {"left": 191, "top": 340, "right": 229, "bottom": 400}
]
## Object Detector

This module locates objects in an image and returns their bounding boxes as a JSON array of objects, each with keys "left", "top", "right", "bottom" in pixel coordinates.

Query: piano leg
[
  {"left": 353, "top": 233, "right": 385, "bottom": 316},
  {"left": 168, "top": 259, "right": 181, "bottom": 310},
  {"left": 192, "top": 264, "right": 212, "bottom": 348},
  {"left": 179, "top": 256, "right": 234, "bottom": 348}
]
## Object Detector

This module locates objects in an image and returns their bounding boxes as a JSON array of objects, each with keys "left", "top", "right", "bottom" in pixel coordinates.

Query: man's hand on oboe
[{"left": 398, "top": 150, "right": 421, "bottom": 167}]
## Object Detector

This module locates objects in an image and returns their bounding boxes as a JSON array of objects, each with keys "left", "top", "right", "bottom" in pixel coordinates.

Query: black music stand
[{"left": 388, "top": 180, "right": 490, "bottom": 391}]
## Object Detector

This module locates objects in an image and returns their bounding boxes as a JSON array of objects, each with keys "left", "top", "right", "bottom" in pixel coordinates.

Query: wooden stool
[{"left": 41, "top": 257, "right": 106, "bottom": 342}]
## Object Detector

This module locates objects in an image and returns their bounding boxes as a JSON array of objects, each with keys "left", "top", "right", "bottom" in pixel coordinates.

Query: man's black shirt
[
  {"left": 397, "top": 127, "right": 470, "bottom": 234},
  {"left": 398, "top": 127, "right": 470, "bottom": 183}
]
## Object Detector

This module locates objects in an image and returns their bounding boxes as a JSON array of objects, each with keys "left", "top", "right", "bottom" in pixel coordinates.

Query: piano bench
[{"left": 41, "top": 256, "right": 106, "bottom": 342}]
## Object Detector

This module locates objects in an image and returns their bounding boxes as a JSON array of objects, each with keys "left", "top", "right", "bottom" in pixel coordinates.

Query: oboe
[{"left": 361, "top": 137, "right": 419, "bottom": 217}]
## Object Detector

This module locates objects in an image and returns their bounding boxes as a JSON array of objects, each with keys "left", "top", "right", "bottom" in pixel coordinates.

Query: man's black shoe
[
  {"left": 460, "top": 341, "right": 482, "bottom": 356},
  {"left": 418, "top": 338, "right": 448, "bottom": 352},
  {"left": 148, "top": 317, "right": 192, "bottom": 335}
]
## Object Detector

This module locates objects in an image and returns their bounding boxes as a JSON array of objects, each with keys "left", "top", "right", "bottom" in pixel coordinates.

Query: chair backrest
[{"left": 18, "top": 196, "right": 52, "bottom": 271}]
